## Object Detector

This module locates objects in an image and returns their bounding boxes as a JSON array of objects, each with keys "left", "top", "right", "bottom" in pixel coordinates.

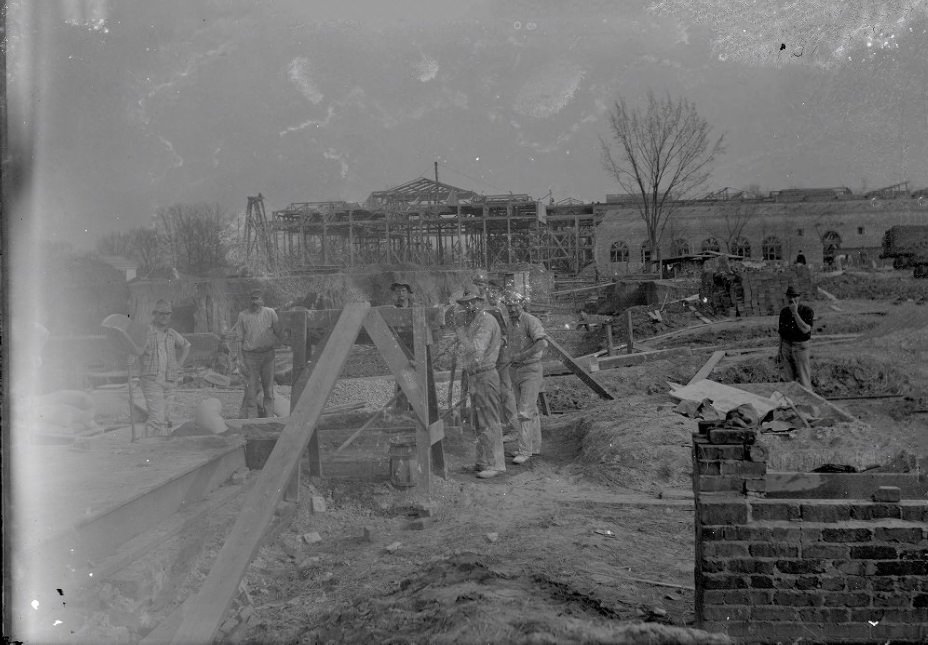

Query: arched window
[
  {"left": 640, "top": 241, "right": 653, "bottom": 264},
  {"left": 701, "top": 237, "right": 721, "bottom": 253},
  {"left": 730, "top": 236, "right": 751, "bottom": 258},
  {"left": 671, "top": 238, "right": 690, "bottom": 256},
  {"left": 822, "top": 230, "right": 842, "bottom": 249},
  {"left": 610, "top": 241, "right": 629, "bottom": 263},
  {"left": 762, "top": 236, "right": 783, "bottom": 261}
]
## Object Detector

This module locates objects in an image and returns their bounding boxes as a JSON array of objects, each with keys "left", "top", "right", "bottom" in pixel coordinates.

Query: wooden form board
[
  {"left": 300, "top": 305, "right": 443, "bottom": 330},
  {"left": 687, "top": 351, "right": 727, "bottom": 385},
  {"left": 667, "top": 379, "right": 781, "bottom": 418},
  {"left": 170, "top": 303, "right": 370, "bottom": 645},
  {"left": 546, "top": 336, "right": 615, "bottom": 400}
]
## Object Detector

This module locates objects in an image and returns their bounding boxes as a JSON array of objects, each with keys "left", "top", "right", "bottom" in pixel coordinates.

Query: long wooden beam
[
  {"left": 546, "top": 336, "right": 615, "bottom": 400},
  {"left": 687, "top": 350, "right": 727, "bottom": 385},
  {"left": 170, "top": 302, "right": 370, "bottom": 645},
  {"left": 362, "top": 308, "right": 428, "bottom": 425}
]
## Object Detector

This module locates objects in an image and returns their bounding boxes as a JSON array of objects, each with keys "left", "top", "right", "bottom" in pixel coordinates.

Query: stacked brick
[
  {"left": 692, "top": 428, "right": 928, "bottom": 643},
  {"left": 699, "top": 266, "right": 815, "bottom": 316}
]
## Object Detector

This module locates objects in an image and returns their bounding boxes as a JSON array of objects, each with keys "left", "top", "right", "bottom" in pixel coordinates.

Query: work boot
[
  {"left": 512, "top": 454, "right": 530, "bottom": 465},
  {"left": 476, "top": 469, "right": 503, "bottom": 479}
]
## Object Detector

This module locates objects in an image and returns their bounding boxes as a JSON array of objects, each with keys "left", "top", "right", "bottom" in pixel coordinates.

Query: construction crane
[{"left": 244, "top": 194, "right": 277, "bottom": 273}]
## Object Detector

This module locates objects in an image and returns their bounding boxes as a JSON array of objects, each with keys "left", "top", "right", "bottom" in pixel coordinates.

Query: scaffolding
[{"left": 267, "top": 178, "right": 602, "bottom": 274}]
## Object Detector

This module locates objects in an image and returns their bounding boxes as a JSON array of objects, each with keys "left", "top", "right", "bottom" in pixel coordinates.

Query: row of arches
[{"left": 609, "top": 232, "right": 843, "bottom": 263}]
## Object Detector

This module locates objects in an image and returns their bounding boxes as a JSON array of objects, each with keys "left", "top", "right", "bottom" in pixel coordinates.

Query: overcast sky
[{"left": 7, "top": 0, "right": 928, "bottom": 249}]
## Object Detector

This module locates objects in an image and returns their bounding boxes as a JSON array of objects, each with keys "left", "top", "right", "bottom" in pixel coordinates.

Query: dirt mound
[
  {"left": 715, "top": 354, "right": 914, "bottom": 398},
  {"left": 569, "top": 398, "right": 696, "bottom": 493},
  {"left": 816, "top": 272, "right": 928, "bottom": 301}
]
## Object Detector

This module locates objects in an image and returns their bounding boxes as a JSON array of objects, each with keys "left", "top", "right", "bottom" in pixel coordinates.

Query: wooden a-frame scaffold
[{"left": 155, "top": 303, "right": 446, "bottom": 645}]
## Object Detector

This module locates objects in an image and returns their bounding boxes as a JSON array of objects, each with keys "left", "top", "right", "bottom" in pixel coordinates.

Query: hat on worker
[
  {"left": 456, "top": 288, "right": 484, "bottom": 304},
  {"left": 249, "top": 289, "right": 264, "bottom": 298},
  {"left": 785, "top": 286, "right": 801, "bottom": 298},
  {"left": 390, "top": 282, "right": 412, "bottom": 292},
  {"left": 503, "top": 291, "right": 526, "bottom": 305},
  {"left": 152, "top": 299, "right": 173, "bottom": 314}
]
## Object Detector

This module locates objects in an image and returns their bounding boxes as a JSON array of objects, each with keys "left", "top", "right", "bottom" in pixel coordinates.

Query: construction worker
[
  {"left": 456, "top": 288, "right": 506, "bottom": 479},
  {"left": 135, "top": 300, "right": 191, "bottom": 436},
  {"left": 473, "top": 270, "right": 520, "bottom": 442},
  {"left": 505, "top": 292, "right": 549, "bottom": 465},
  {"left": 232, "top": 289, "right": 282, "bottom": 418},
  {"left": 390, "top": 282, "right": 414, "bottom": 416},
  {"left": 778, "top": 285, "right": 814, "bottom": 389},
  {"left": 391, "top": 281, "right": 412, "bottom": 309}
]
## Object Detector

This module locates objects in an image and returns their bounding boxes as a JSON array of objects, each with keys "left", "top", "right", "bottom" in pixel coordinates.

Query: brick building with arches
[{"left": 595, "top": 188, "right": 928, "bottom": 275}]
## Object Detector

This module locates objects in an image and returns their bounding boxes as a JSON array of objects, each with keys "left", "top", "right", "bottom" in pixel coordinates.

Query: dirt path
[{"left": 238, "top": 424, "right": 726, "bottom": 644}]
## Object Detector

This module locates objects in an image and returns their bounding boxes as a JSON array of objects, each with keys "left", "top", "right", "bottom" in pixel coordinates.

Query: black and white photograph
[{"left": 4, "top": 1, "right": 928, "bottom": 643}]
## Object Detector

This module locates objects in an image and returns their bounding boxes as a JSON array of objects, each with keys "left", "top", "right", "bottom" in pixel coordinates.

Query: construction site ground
[{"left": 37, "top": 272, "right": 928, "bottom": 644}]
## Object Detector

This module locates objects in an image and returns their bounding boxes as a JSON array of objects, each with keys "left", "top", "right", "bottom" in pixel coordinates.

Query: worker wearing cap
[
  {"left": 232, "top": 289, "right": 282, "bottom": 418},
  {"left": 136, "top": 300, "right": 190, "bottom": 436},
  {"left": 505, "top": 292, "right": 549, "bottom": 464},
  {"left": 456, "top": 288, "right": 506, "bottom": 478},
  {"left": 391, "top": 282, "right": 412, "bottom": 309},
  {"left": 778, "top": 285, "right": 814, "bottom": 389},
  {"left": 473, "top": 271, "right": 520, "bottom": 442}
]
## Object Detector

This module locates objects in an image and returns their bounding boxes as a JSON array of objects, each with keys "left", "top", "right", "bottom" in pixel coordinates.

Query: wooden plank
[
  {"left": 413, "top": 306, "right": 432, "bottom": 491},
  {"left": 363, "top": 309, "right": 427, "bottom": 425},
  {"left": 170, "top": 303, "right": 369, "bottom": 645},
  {"left": 624, "top": 309, "right": 634, "bottom": 354},
  {"left": 546, "top": 336, "right": 615, "bottom": 400},
  {"left": 595, "top": 347, "right": 693, "bottom": 371},
  {"left": 687, "top": 350, "right": 727, "bottom": 385},
  {"left": 304, "top": 305, "right": 442, "bottom": 331},
  {"left": 789, "top": 382, "right": 857, "bottom": 422}
]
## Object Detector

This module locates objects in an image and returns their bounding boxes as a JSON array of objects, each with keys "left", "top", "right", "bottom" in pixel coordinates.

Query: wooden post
[
  {"left": 482, "top": 207, "right": 489, "bottom": 268},
  {"left": 605, "top": 324, "right": 615, "bottom": 357},
  {"left": 625, "top": 309, "right": 634, "bottom": 354},
  {"left": 506, "top": 204, "right": 513, "bottom": 265},
  {"left": 348, "top": 210, "right": 354, "bottom": 267},
  {"left": 412, "top": 307, "right": 431, "bottom": 492}
]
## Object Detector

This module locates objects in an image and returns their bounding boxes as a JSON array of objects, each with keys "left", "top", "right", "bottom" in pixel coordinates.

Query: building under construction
[{"left": 245, "top": 178, "right": 602, "bottom": 275}]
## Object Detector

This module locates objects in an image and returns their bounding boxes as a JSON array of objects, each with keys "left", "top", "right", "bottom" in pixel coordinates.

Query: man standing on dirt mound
[
  {"left": 505, "top": 292, "right": 549, "bottom": 465},
  {"left": 456, "top": 288, "right": 507, "bottom": 479},
  {"left": 233, "top": 289, "right": 282, "bottom": 418},
  {"left": 473, "top": 270, "right": 520, "bottom": 443},
  {"left": 778, "top": 285, "right": 814, "bottom": 390}
]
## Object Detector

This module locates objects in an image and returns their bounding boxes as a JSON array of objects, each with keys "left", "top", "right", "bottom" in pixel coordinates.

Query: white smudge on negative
[{"left": 288, "top": 57, "right": 325, "bottom": 104}]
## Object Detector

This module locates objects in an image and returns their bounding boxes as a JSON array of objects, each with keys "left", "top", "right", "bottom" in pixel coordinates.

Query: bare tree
[
  {"left": 95, "top": 230, "right": 134, "bottom": 257},
  {"left": 157, "top": 203, "right": 231, "bottom": 275},
  {"left": 129, "top": 228, "right": 163, "bottom": 275},
  {"left": 96, "top": 227, "right": 164, "bottom": 274},
  {"left": 601, "top": 91, "right": 725, "bottom": 270}
]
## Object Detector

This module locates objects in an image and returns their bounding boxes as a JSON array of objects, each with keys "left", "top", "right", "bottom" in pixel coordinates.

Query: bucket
[{"left": 388, "top": 437, "right": 418, "bottom": 488}]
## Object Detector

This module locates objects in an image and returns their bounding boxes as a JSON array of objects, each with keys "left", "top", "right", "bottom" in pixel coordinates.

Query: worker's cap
[
  {"left": 249, "top": 289, "right": 264, "bottom": 299},
  {"left": 503, "top": 291, "right": 526, "bottom": 305},
  {"left": 152, "top": 299, "right": 173, "bottom": 314},
  {"left": 456, "top": 289, "right": 484, "bottom": 304},
  {"left": 390, "top": 282, "right": 412, "bottom": 292},
  {"left": 785, "top": 286, "right": 801, "bottom": 298}
]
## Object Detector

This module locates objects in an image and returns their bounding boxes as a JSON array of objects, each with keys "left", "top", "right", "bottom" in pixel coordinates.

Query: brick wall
[
  {"left": 692, "top": 428, "right": 928, "bottom": 643},
  {"left": 596, "top": 198, "right": 928, "bottom": 275},
  {"left": 699, "top": 266, "right": 815, "bottom": 316}
]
